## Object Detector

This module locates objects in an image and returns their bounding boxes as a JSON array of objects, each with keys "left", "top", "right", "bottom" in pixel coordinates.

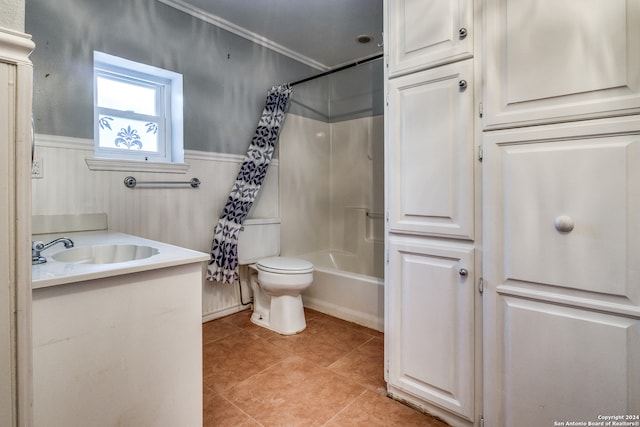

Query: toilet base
[{"left": 251, "top": 294, "right": 306, "bottom": 335}]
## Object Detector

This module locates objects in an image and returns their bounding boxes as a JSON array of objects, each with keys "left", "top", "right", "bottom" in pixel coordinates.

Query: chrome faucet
[{"left": 32, "top": 237, "right": 74, "bottom": 265}]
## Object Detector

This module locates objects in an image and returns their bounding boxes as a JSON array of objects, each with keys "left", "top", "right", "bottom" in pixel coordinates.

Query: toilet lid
[{"left": 256, "top": 257, "right": 314, "bottom": 274}]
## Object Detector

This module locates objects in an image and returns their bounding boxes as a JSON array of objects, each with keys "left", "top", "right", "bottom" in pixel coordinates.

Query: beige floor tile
[
  {"left": 329, "top": 336, "right": 386, "bottom": 394},
  {"left": 202, "top": 318, "right": 243, "bottom": 345},
  {"left": 226, "top": 356, "right": 366, "bottom": 426},
  {"left": 326, "top": 389, "right": 450, "bottom": 426},
  {"left": 203, "top": 330, "right": 289, "bottom": 392},
  {"left": 203, "top": 385, "right": 261, "bottom": 427},
  {"left": 265, "top": 315, "right": 373, "bottom": 367},
  {"left": 203, "top": 308, "right": 448, "bottom": 426},
  {"left": 224, "top": 309, "right": 255, "bottom": 329}
]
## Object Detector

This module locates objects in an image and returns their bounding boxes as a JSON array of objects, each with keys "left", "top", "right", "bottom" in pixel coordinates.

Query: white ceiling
[{"left": 167, "top": 0, "right": 383, "bottom": 70}]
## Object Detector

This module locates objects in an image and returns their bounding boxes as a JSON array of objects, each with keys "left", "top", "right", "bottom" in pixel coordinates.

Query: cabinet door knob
[
  {"left": 459, "top": 268, "right": 468, "bottom": 276},
  {"left": 459, "top": 80, "right": 468, "bottom": 90},
  {"left": 459, "top": 27, "right": 468, "bottom": 39},
  {"left": 554, "top": 215, "right": 575, "bottom": 233}
]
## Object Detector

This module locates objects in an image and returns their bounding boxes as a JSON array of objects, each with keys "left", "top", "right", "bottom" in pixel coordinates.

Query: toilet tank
[{"left": 237, "top": 218, "right": 280, "bottom": 264}]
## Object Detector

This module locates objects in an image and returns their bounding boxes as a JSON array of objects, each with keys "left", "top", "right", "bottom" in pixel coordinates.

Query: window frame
[{"left": 93, "top": 51, "right": 184, "bottom": 164}]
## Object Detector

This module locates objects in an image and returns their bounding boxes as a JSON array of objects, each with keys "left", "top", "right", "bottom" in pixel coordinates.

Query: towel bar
[{"left": 123, "top": 176, "right": 201, "bottom": 189}]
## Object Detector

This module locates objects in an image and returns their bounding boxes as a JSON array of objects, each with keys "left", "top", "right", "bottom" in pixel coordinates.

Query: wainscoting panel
[{"left": 32, "top": 134, "right": 279, "bottom": 319}]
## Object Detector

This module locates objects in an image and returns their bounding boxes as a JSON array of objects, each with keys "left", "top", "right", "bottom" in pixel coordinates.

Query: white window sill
[{"left": 85, "top": 157, "right": 190, "bottom": 174}]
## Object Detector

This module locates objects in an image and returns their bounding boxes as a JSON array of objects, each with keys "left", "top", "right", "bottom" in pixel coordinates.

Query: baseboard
[
  {"left": 202, "top": 304, "right": 251, "bottom": 323},
  {"left": 303, "top": 296, "right": 383, "bottom": 332}
]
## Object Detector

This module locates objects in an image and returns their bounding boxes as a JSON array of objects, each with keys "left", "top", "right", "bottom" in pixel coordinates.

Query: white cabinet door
[
  {"left": 387, "top": 59, "right": 474, "bottom": 239},
  {"left": 0, "top": 30, "right": 34, "bottom": 427},
  {"left": 387, "top": 236, "right": 475, "bottom": 422},
  {"left": 387, "top": 0, "right": 473, "bottom": 77},
  {"left": 484, "top": 0, "right": 640, "bottom": 128},
  {"left": 482, "top": 117, "right": 640, "bottom": 426}
]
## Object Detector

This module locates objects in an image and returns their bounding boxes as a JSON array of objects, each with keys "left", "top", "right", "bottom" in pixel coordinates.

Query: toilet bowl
[
  {"left": 238, "top": 219, "right": 314, "bottom": 335},
  {"left": 249, "top": 257, "right": 314, "bottom": 335}
]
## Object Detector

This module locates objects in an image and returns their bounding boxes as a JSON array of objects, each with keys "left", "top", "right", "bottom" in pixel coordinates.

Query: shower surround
[{"left": 279, "top": 113, "right": 385, "bottom": 330}]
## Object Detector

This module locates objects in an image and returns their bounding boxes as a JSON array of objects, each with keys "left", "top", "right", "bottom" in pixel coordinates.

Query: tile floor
[{"left": 202, "top": 308, "right": 448, "bottom": 426}]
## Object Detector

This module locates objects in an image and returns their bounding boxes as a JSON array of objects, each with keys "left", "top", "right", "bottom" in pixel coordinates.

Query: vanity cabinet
[
  {"left": 32, "top": 263, "right": 205, "bottom": 427},
  {"left": 384, "top": 1, "right": 480, "bottom": 426},
  {"left": 387, "top": 0, "right": 473, "bottom": 77}
]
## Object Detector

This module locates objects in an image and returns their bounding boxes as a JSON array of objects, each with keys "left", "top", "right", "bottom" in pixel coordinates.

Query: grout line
[
  {"left": 326, "top": 335, "right": 374, "bottom": 370},
  {"left": 218, "top": 390, "right": 266, "bottom": 426},
  {"left": 320, "top": 389, "right": 369, "bottom": 426}
]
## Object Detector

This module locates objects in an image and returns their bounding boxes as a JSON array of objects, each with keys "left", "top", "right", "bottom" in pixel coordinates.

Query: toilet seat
[{"left": 256, "top": 257, "right": 314, "bottom": 274}]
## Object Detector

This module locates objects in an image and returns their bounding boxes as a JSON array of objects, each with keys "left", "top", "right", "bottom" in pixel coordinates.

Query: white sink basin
[{"left": 52, "top": 244, "right": 159, "bottom": 264}]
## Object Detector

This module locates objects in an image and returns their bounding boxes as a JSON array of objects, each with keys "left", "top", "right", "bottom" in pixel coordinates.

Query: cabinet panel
[
  {"left": 0, "top": 60, "right": 14, "bottom": 427},
  {"left": 0, "top": 30, "right": 35, "bottom": 427},
  {"left": 388, "top": 60, "right": 474, "bottom": 239},
  {"left": 483, "top": 118, "right": 640, "bottom": 311},
  {"left": 495, "top": 297, "right": 640, "bottom": 426},
  {"left": 387, "top": 0, "right": 473, "bottom": 77},
  {"left": 483, "top": 117, "right": 640, "bottom": 426},
  {"left": 484, "top": 0, "right": 640, "bottom": 128},
  {"left": 387, "top": 237, "right": 475, "bottom": 420}
]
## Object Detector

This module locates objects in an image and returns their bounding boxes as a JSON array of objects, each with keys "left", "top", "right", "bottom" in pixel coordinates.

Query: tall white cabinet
[
  {"left": 384, "top": 1, "right": 481, "bottom": 426},
  {"left": 0, "top": 27, "right": 35, "bottom": 427},
  {"left": 482, "top": 0, "right": 640, "bottom": 425},
  {"left": 385, "top": 0, "right": 639, "bottom": 426}
]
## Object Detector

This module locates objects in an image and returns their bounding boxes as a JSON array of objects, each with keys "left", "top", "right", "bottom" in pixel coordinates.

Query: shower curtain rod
[{"left": 289, "top": 53, "right": 384, "bottom": 87}]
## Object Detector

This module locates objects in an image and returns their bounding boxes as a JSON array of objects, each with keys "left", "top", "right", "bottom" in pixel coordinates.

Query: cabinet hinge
[
  {"left": 479, "top": 102, "right": 483, "bottom": 118},
  {"left": 478, "top": 277, "right": 484, "bottom": 294},
  {"left": 478, "top": 145, "right": 483, "bottom": 162},
  {"left": 480, "top": 416, "right": 485, "bottom": 427},
  {"left": 386, "top": 91, "right": 389, "bottom": 107}
]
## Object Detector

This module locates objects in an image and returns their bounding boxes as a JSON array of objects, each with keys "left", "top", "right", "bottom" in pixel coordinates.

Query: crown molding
[{"left": 155, "top": 0, "right": 329, "bottom": 72}]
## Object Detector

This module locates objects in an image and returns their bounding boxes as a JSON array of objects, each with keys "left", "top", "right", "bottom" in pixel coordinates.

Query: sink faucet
[{"left": 32, "top": 237, "right": 74, "bottom": 265}]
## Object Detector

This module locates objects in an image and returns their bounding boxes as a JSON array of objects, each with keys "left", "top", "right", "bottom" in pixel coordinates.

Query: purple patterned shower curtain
[{"left": 207, "top": 84, "right": 293, "bottom": 284}]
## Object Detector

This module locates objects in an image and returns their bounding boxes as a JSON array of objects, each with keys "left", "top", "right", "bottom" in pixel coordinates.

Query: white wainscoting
[
  {"left": 32, "top": 134, "right": 279, "bottom": 320},
  {"left": 33, "top": 113, "right": 384, "bottom": 321}
]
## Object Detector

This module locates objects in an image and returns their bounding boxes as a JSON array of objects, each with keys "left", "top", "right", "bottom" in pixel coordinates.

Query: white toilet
[{"left": 238, "top": 218, "right": 314, "bottom": 335}]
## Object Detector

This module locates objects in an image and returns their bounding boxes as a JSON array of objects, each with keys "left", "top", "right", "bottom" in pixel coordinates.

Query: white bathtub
[{"left": 299, "top": 250, "right": 384, "bottom": 332}]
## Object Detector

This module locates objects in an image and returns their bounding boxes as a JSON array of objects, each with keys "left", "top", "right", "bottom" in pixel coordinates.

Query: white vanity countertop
[{"left": 32, "top": 230, "right": 210, "bottom": 289}]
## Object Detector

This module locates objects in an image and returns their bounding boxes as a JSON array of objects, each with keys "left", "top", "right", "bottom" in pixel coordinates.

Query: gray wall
[
  {"left": 26, "top": 0, "right": 320, "bottom": 155},
  {"left": 289, "top": 58, "right": 384, "bottom": 123},
  {"left": 328, "top": 58, "right": 384, "bottom": 122},
  {"left": 26, "top": 0, "right": 383, "bottom": 154}
]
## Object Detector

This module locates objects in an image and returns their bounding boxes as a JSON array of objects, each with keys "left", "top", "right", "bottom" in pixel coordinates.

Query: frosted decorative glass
[{"left": 98, "top": 115, "right": 158, "bottom": 152}]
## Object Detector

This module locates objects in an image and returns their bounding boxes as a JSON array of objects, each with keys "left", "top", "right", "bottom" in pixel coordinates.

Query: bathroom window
[{"left": 93, "top": 51, "right": 184, "bottom": 165}]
